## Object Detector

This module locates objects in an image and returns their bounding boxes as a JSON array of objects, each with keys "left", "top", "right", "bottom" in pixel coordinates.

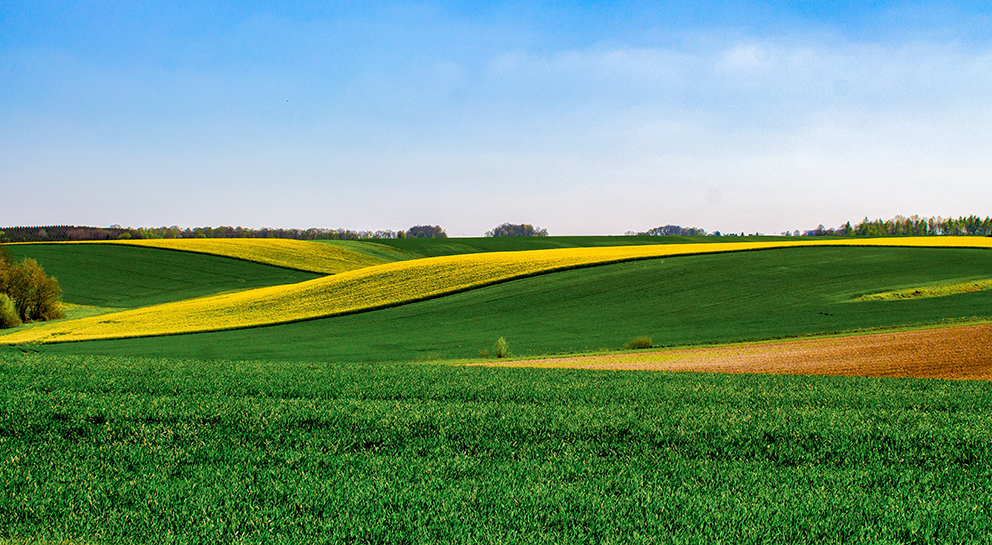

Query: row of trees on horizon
[
  {"left": 635, "top": 215, "right": 992, "bottom": 238},
  {"left": 0, "top": 225, "right": 448, "bottom": 243},
  {"left": 2, "top": 215, "right": 991, "bottom": 243},
  {"left": 796, "top": 215, "right": 992, "bottom": 237},
  {"left": 0, "top": 223, "right": 546, "bottom": 242}
]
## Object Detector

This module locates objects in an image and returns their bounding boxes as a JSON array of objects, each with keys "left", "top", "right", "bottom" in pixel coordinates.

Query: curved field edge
[
  {"left": 4, "top": 236, "right": 992, "bottom": 344},
  {"left": 855, "top": 278, "right": 992, "bottom": 301},
  {"left": 469, "top": 321, "right": 992, "bottom": 380},
  {"left": 1, "top": 243, "right": 321, "bottom": 309},
  {"left": 8, "top": 238, "right": 389, "bottom": 275},
  {"left": 365, "top": 234, "right": 726, "bottom": 258}
]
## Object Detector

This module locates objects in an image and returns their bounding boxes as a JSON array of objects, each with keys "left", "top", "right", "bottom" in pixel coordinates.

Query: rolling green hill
[
  {"left": 4, "top": 243, "right": 320, "bottom": 309},
  {"left": 44, "top": 246, "right": 992, "bottom": 362},
  {"left": 362, "top": 234, "right": 782, "bottom": 258}
]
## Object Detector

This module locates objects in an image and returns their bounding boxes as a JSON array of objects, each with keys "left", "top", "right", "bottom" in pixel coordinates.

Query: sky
[{"left": 3, "top": 1, "right": 991, "bottom": 236}]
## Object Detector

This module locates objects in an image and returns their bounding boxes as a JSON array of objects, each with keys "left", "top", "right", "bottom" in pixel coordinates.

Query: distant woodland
[
  {"left": 799, "top": 215, "right": 992, "bottom": 237},
  {"left": 2, "top": 215, "right": 991, "bottom": 243},
  {"left": 0, "top": 225, "right": 445, "bottom": 243}
]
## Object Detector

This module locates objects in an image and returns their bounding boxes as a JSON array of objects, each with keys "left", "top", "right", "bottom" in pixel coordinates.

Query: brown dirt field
[{"left": 469, "top": 324, "right": 992, "bottom": 380}]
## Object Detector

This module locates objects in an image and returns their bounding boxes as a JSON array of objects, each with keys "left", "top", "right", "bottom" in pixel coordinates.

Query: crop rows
[{"left": 1, "top": 351, "right": 990, "bottom": 543}]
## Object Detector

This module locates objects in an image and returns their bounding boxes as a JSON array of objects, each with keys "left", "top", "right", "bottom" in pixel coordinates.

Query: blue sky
[{"left": 3, "top": 1, "right": 991, "bottom": 236}]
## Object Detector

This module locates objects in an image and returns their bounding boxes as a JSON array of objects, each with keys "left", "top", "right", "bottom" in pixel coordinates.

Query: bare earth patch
[{"left": 470, "top": 324, "right": 992, "bottom": 380}]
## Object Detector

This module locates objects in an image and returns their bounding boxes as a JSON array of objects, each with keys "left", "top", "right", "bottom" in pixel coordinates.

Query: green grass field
[
  {"left": 43, "top": 246, "right": 992, "bottom": 362},
  {"left": 3, "top": 238, "right": 992, "bottom": 543},
  {"left": 5, "top": 243, "right": 319, "bottom": 309},
  {"left": 1, "top": 351, "right": 989, "bottom": 543}
]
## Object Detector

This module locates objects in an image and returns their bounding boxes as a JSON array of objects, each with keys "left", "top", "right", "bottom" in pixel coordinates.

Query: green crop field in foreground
[
  {"left": 0, "top": 351, "right": 989, "bottom": 544},
  {"left": 46, "top": 246, "right": 992, "bottom": 362},
  {"left": 4, "top": 243, "right": 320, "bottom": 309}
]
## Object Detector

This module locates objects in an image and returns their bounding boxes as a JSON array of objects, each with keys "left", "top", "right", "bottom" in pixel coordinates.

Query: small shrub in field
[
  {"left": 478, "top": 348, "right": 490, "bottom": 359},
  {"left": 624, "top": 337, "right": 653, "bottom": 350},
  {"left": 494, "top": 337, "right": 509, "bottom": 358},
  {"left": 0, "top": 294, "right": 20, "bottom": 329}
]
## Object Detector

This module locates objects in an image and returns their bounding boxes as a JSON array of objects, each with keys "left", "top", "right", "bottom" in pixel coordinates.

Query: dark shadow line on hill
[{"left": 14, "top": 242, "right": 992, "bottom": 347}]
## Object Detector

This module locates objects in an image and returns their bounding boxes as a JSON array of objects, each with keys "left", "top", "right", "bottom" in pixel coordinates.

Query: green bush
[
  {"left": 0, "top": 252, "right": 64, "bottom": 325},
  {"left": 624, "top": 336, "right": 653, "bottom": 350},
  {"left": 0, "top": 293, "right": 20, "bottom": 329},
  {"left": 494, "top": 337, "right": 509, "bottom": 358}
]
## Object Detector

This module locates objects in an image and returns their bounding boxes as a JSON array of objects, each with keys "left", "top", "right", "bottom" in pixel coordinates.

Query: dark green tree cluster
[
  {"left": 485, "top": 223, "right": 549, "bottom": 237},
  {"left": 403, "top": 225, "right": 448, "bottom": 238},
  {"left": 634, "top": 225, "right": 708, "bottom": 236},
  {"left": 0, "top": 247, "right": 64, "bottom": 328}
]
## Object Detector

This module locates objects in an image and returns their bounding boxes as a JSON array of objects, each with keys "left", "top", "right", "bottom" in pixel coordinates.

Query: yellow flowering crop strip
[
  {"left": 69, "top": 238, "right": 388, "bottom": 274},
  {"left": 3, "top": 236, "right": 992, "bottom": 345},
  {"left": 855, "top": 278, "right": 992, "bottom": 301}
]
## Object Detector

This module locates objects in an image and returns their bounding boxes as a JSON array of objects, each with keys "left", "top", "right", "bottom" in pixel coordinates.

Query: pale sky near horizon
[{"left": 3, "top": 1, "right": 991, "bottom": 236}]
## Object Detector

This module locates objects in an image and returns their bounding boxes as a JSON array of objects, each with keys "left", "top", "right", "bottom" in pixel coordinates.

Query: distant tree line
[
  {"left": 624, "top": 215, "right": 992, "bottom": 238},
  {"left": 485, "top": 223, "right": 549, "bottom": 237},
  {"left": 0, "top": 246, "right": 64, "bottom": 328},
  {"left": 0, "top": 224, "right": 448, "bottom": 243},
  {"left": 797, "top": 215, "right": 992, "bottom": 237},
  {"left": 4, "top": 215, "right": 990, "bottom": 243}
]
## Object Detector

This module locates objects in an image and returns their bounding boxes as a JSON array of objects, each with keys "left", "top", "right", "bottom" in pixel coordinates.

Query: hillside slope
[
  {"left": 93, "top": 238, "right": 388, "bottom": 274},
  {"left": 4, "top": 243, "right": 320, "bottom": 308},
  {"left": 37, "top": 245, "right": 992, "bottom": 362},
  {"left": 6, "top": 237, "right": 992, "bottom": 345}
]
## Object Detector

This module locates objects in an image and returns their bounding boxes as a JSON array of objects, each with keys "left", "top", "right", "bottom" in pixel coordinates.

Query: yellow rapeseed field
[
  {"left": 3, "top": 236, "right": 992, "bottom": 344},
  {"left": 88, "top": 238, "right": 388, "bottom": 274},
  {"left": 856, "top": 279, "right": 992, "bottom": 301}
]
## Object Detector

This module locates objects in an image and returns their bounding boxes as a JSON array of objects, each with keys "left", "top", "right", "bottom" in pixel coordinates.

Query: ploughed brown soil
[{"left": 470, "top": 324, "right": 992, "bottom": 380}]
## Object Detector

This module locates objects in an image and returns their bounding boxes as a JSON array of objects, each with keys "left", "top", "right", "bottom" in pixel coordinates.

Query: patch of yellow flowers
[
  {"left": 83, "top": 238, "right": 388, "bottom": 274},
  {"left": 856, "top": 278, "right": 992, "bottom": 301},
  {"left": 4, "top": 236, "right": 992, "bottom": 344}
]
